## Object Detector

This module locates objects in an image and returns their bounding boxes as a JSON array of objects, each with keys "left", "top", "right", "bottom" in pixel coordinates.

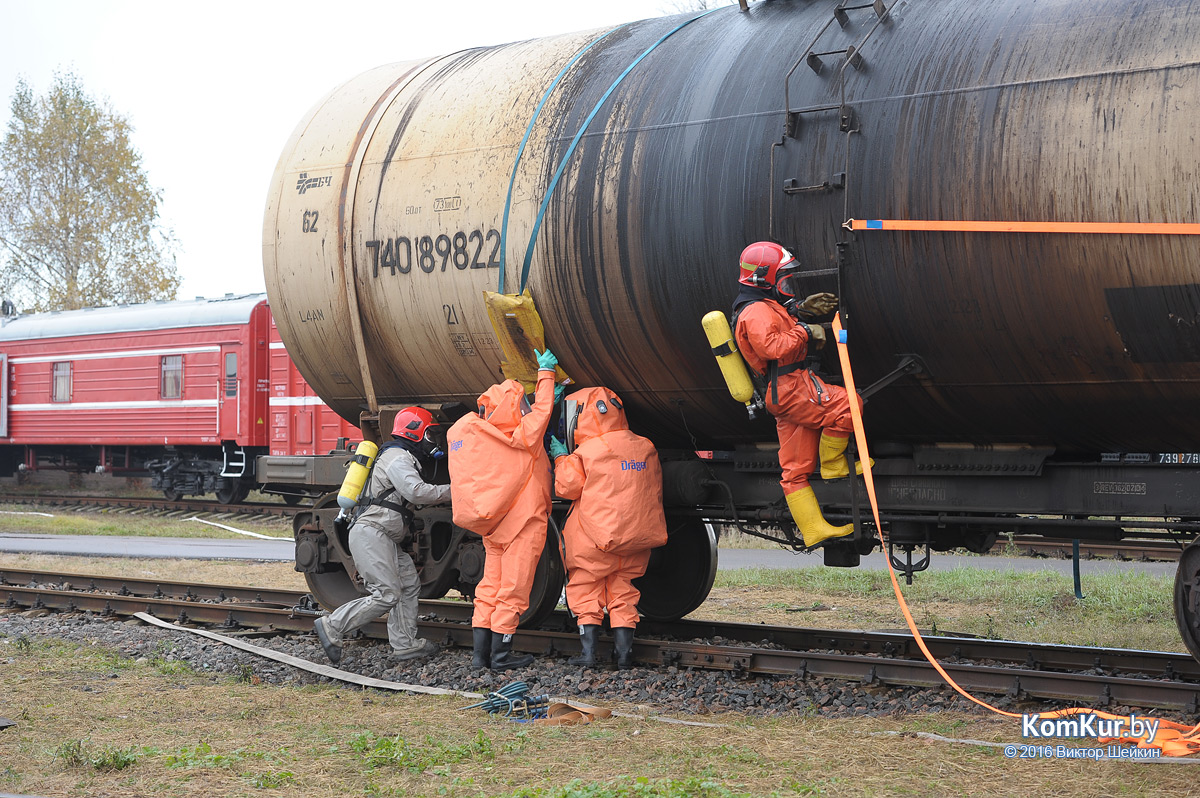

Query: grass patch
[
  {"left": 350, "top": 729, "right": 496, "bottom": 772},
  {"left": 52, "top": 738, "right": 145, "bottom": 771},
  {"left": 0, "top": 501, "right": 292, "bottom": 539},
  {"left": 4, "top": 632, "right": 1198, "bottom": 797},
  {"left": 508, "top": 776, "right": 787, "bottom": 797},
  {"left": 704, "top": 566, "right": 1181, "bottom": 652},
  {"left": 165, "top": 740, "right": 258, "bottom": 768}
]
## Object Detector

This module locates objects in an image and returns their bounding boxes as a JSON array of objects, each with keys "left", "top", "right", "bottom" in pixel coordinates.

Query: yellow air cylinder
[
  {"left": 337, "top": 440, "right": 380, "bottom": 511},
  {"left": 702, "top": 311, "right": 755, "bottom": 406}
]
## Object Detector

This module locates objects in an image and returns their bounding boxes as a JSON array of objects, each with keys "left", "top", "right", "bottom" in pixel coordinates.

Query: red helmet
[
  {"left": 738, "top": 241, "right": 801, "bottom": 297},
  {"left": 392, "top": 406, "right": 438, "bottom": 442}
]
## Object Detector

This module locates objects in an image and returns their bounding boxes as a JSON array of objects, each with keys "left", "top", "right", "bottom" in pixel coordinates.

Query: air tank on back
[{"left": 263, "top": 0, "right": 1200, "bottom": 455}]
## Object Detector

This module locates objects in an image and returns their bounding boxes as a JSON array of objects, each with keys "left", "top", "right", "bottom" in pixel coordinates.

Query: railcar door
[{"left": 218, "top": 346, "right": 241, "bottom": 440}]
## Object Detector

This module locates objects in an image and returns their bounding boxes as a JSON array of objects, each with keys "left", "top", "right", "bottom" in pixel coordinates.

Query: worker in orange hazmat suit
[
  {"left": 447, "top": 348, "right": 558, "bottom": 671},
  {"left": 733, "top": 241, "right": 866, "bottom": 548},
  {"left": 549, "top": 386, "right": 667, "bottom": 669}
]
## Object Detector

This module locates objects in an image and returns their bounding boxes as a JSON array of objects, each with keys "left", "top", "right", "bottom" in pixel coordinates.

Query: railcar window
[
  {"left": 51, "top": 361, "right": 71, "bottom": 402},
  {"left": 224, "top": 353, "right": 237, "bottom": 397},
  {"left": 161, "top": 355, "right": 183, "bottom": 399}
]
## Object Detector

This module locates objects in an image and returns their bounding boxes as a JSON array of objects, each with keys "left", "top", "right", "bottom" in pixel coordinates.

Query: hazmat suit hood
[
  {"left": 476, "top": 379, "right": 529, "bottom": 436},
  {"left": 565, "top": 387, "right": 628, "bottom": 447}
]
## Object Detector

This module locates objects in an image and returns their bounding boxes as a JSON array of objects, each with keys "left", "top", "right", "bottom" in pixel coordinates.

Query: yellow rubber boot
[
  {"left": 819, "top": 433, "right": 872, "bottom": 480},
  {"left": 785, "top": 486, "right": 854, "bottom": 548}
]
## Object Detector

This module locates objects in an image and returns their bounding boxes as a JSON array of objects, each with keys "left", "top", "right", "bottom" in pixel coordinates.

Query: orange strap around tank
[
  {"left": 846, "top": 218, "right": 1200, "bottom": 234},
  {"left": 831, "top": 313, "right": 1200, "bottom": 756}
]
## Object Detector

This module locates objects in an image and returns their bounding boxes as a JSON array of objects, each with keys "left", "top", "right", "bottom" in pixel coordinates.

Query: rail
[{"left": 3, "top": 567, "right": 1199, "bottom": 712}]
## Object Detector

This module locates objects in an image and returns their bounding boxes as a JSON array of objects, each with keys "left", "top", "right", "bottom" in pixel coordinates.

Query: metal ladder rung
[
  {"left": 835, "top": 0, "right": 888, "bottom": 27},
  {"left": 807, "top": 46, "right": 864, "bottom": 74}
]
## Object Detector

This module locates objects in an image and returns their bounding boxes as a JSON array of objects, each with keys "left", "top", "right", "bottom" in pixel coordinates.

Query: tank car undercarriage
[{"left": 270, "top": 433, "right": 1200, "bottom": 663}]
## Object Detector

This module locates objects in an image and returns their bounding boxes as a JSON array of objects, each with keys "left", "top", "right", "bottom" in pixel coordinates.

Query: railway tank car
[{"left": 262, "top": 0, "right": 1200, "bottom": 654}]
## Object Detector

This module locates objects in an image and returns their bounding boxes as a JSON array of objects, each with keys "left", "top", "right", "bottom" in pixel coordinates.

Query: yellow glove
[{"left": 805, "top": 323, "right": 827, "bottom": 350}]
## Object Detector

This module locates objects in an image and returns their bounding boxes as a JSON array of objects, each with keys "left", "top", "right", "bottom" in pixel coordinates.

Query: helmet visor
[
  {"left": 421, "top": 425, "right": 445, "bottom": 458},
  {"left": 775, "top": 270, "right": 802, "bottom": 299}
]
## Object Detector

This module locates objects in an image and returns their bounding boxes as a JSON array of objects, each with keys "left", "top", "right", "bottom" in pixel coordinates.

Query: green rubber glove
[
  {"left": 549, "top": 436, "right": 569, "bottom": 460},
  {"left": 795, "top": 292, "right": 838, "bottom": 318},
  {"left": 534, "top": 348, "right": 558, "bottom": 370},
  {"left": 804, "top": 323, "right": 827, "bottom": 350},
  {"left": 554, "top": 383, "right": 566, "bottom": 403}
]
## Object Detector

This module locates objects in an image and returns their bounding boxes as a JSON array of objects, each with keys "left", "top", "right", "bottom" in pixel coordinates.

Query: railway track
[
  {"left": 4, "top": 566, "right": 1199, "bottom": 713},
  {"left": 0, "top": 493, "right": 302, "bottom": 520}
]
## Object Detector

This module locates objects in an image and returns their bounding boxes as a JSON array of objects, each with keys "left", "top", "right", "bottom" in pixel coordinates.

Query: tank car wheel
[
  {"left": 634, "top": 517, "right": 718, "bottom": 622},
  {"left": 162, "top": 489, "right": 182, "bottom": 502},
  {"left": 299, "top": 493, "right": 366, "bottom": 612},
  {"left": 517, "top": 517, "right": 566, "bottom": 629},
  {"left": 282, "top": 493, "right": 305, "bottom": 506},
  {"left": 1173, "top": 538, "right": 1200, "bottom": 663},
  {"left": 417, "top": 515, "right": 461, "bottom": 600}
]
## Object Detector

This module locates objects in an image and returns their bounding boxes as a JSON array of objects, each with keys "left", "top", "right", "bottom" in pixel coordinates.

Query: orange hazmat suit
[
  {"left": 554, "top": 387, "right": 667, "bottom": 628},
  {"left": 448, "top": 369, "right": 554, "bottom": 635},
  {"left": 734, "top": 298, "right": 858, "bottom": 494}
]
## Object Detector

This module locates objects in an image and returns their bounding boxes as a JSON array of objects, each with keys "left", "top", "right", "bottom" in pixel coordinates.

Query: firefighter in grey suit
[{"left": 314, "top": 407, "right": 450, "bottom": 664}]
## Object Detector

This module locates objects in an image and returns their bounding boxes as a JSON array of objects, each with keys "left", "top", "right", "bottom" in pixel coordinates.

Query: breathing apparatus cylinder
[
  {"left": 702, "top": 311, "right": 760, "bottom": 417},
  {"left": 337, "top": 440, "right": 379, "bottom": 512}
]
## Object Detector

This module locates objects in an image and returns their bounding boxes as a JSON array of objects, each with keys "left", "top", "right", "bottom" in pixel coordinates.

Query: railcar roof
[{"left": 0, "top": 294, "right": 267, "bottom": 342}]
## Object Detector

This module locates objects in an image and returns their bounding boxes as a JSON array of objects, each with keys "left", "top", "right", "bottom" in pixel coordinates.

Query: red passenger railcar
[
  {"left": 267, "top": 318, "right": 360, "bottom": 459},
  {"left": 0, "top": 294, "right": 357, "bottom": 503}
]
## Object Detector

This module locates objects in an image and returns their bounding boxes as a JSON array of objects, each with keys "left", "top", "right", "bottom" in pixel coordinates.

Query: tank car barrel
[{"left": 264, "top": 0, "right": 1200, "bottom": 454}]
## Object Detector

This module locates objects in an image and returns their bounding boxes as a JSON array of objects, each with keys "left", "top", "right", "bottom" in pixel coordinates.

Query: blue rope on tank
[
  {"left": 498, "top": 28, "right": 625, "bottom": 294},
  {"left": 516, "top": 7, "right": 725, "bottom": 295}
]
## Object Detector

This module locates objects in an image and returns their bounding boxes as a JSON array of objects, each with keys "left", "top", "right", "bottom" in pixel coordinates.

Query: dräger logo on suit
[{"left": 621, "top": 460, "right": 647, "bottom": 472}]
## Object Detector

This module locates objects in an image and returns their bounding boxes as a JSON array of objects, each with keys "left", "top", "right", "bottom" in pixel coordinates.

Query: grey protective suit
[{"left": 323, "top": 443, "right": 451, "bottom": 654}]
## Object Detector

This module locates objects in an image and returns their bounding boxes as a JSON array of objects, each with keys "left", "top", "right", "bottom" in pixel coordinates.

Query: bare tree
[{"left": 0, "top": 71, "right": 179, "bottom": 312}]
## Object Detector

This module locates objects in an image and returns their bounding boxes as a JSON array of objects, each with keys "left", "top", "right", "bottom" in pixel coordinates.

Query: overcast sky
[{"left": 0, "top": 0, "right": 701, "bottom": 301}]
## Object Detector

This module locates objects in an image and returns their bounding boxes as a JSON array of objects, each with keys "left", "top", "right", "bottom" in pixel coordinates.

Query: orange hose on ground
[{"left": 830, "top": 313, "right": 1200, "bottom": 756}]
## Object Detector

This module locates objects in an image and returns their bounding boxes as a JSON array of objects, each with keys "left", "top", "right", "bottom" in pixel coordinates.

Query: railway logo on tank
[
  {"left": 621, "top": 460, "right": 647, "bottom": 472},
  {"left": 295, "top": 173, "right": 333, "bottom": 194}
]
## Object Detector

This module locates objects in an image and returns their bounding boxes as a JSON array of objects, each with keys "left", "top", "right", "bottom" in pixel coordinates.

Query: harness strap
[
  {"left": 360, "top": 485, "right": 413, "bottom": 517},
  {"left": 355, "top": 442, "right": 416, "bottom": 522},
  {"left": 732, "top": 299, "right": 809, "bottom": 406},
  {"left": 767, "top": 360, "right": 807, "bottom": 405}
]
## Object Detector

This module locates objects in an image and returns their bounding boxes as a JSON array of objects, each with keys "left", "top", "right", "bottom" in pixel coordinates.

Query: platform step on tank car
[{"left": 259, "top": 0, "right": 1200, "bottom": 653}]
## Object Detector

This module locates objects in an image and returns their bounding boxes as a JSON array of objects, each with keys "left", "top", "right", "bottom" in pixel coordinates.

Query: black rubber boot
[
  {"left": 613, "top": 627, "right": 635, "bottom": 670},
  {"left": 568, "top": 625, "right": 600, "bottom": 667},
  {"left": 471, "top": 627, "right": 492, "bottom": 669},
  {"left": 313, "top": 616, "right": 342, "bottom": 665},
  {"left": 490, "top": 633, "right": 534, "bottom": 671}
]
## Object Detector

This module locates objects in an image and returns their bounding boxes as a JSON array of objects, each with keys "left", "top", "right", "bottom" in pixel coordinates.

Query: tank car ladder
[
  {"left": 769, "top": 4, "right": 938, "bottom": 572},
  {"left": 768, "top": 0, "right": 892, "bottom": 241}
]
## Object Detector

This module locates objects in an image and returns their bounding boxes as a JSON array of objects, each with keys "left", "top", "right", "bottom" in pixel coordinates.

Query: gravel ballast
[{"left": 0, "top": 607, "right": 1028, "bottom": 720}]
